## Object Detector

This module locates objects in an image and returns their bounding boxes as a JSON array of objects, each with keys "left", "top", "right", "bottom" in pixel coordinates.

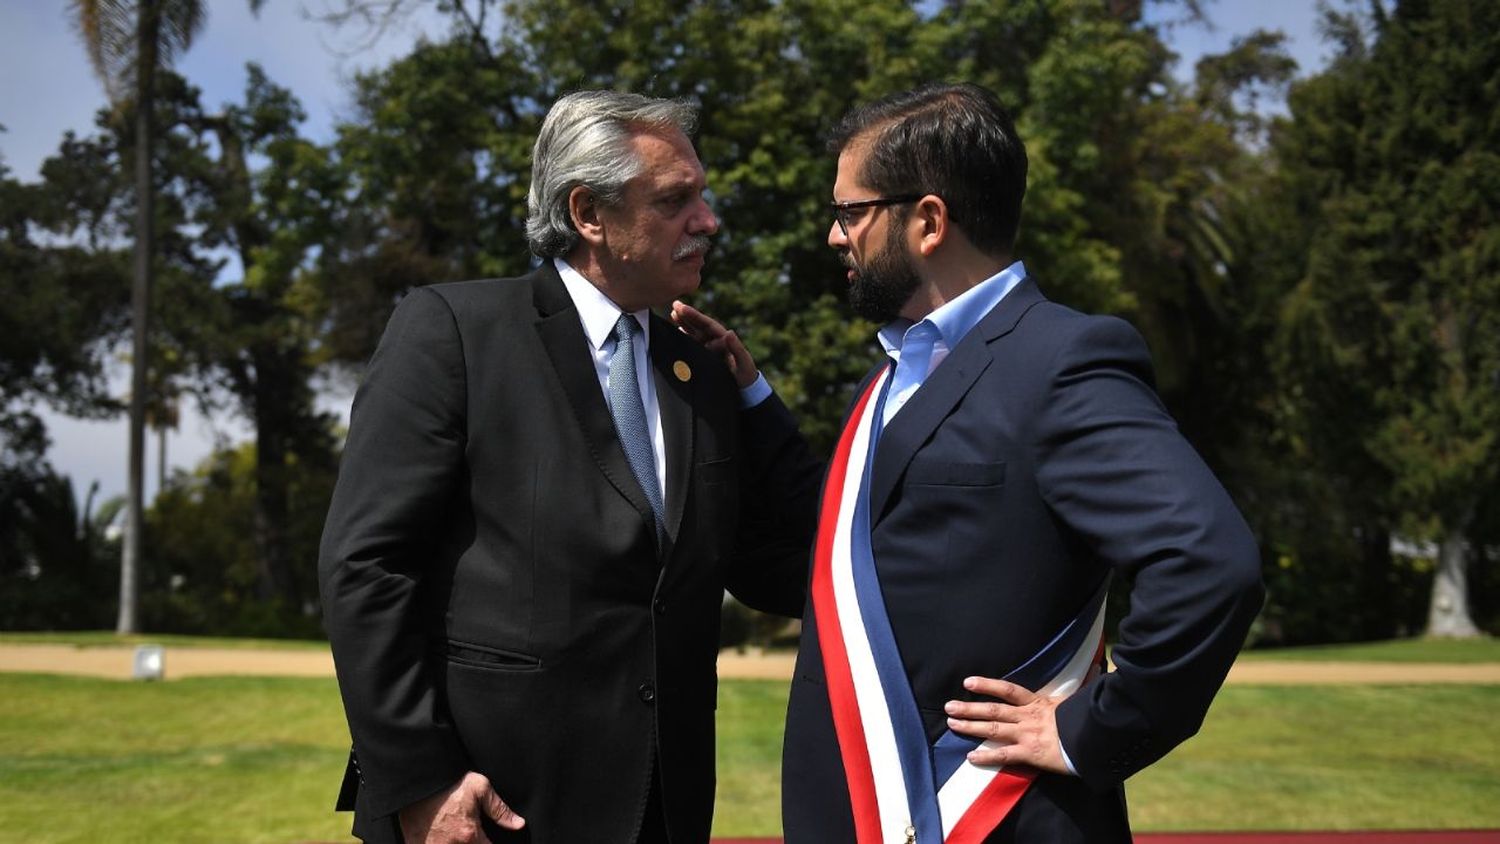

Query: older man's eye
[{"left": 658, "top": 188, "right": 704, "bottom": 211}]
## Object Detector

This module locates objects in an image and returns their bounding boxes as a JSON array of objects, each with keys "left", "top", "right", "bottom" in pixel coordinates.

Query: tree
[
  {"left": 27, "top": 61, "right": 340, "bottom": 620},
  {"left": 1, "top": 153, "right": 131, "bottom": 442},
  {"left": 183, "top": 66, "right": 344, "bottom": 611},
  {"left": 1270, "top": 0, "right": 1500, "bottom": 637},
  {"left": 300, "top": 0, "right": 1308, "bottom": 647},
  {"left": 71, "top": 0, "right": 265, "bottom": 633},
  {"left": 0, "top": 463, "right": 119, "bottom": 632},
  {"left": 142, "top": 441, "right": 334, "bottom": 637},
  {"left": 320, "top": 0, "right": 1215, "bottom": 450}
]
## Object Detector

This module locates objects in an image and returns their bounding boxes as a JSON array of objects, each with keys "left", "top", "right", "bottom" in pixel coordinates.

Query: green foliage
[
  {"left": 0, "top": 468, "right": 118, "bottom": 632},
  {"left": 0, "top": 159, "right": 130, "bottom": 440},
  {"left": 142, "top": 440, "right": 336, "bottom": 638},
  {"left": 11, "top": 0, "right": 1495, "bottom": 644},
  {"left": 22, "top": 64, "right": 347, "bottom": 614},
  {"left": 327, "top": 0, "right": 1276, "bottom": 455},
  {"left": 0, "top": 161, "right": 122, "bottom": 617},
  {"left": 1265, "top": 0, "right": 1500, "bottom": 634},
  {"left": 1273, "top": 0, "right": 1500, "bottom": 539}
]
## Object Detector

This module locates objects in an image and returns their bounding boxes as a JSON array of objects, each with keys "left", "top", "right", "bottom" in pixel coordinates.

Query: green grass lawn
[
  {"left": 0, "top": 673, "right": 353, "bottom": 843},
  {"left": 1, "top": 673, "right": 1497, "bottom": 842},
  {"left": 1127, "top": 684, "right": 1500, "bottom": 830},
  {"left": 8, "top": 629, "right": 1496, "bottom": 661}
]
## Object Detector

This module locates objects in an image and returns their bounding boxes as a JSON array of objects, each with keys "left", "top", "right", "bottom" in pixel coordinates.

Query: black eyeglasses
[{"left": 830, "top": 194, "right": 923, "bottom": 238}]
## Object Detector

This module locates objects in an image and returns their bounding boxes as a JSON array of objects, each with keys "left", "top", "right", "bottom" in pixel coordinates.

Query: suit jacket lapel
[
  {"left": 868, "top": 278, "right": 1046, "bottom": 521},
  {"left": 649, "top": 315, "right": 694, "bottom": 553},
  {"left": 531, "top": 263, "right": 657, "bottom": 532}
]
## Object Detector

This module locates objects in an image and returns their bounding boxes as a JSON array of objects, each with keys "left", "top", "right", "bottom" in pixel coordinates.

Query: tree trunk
[
  {"left": 1425, "top": 527, "right": 1480, "bottom": 638},
  {"left": 117, "top": 0, "right": 159, "bottom": 636},
  {"left": 251, "top": 346, "right": 294, "bottom": 607}
]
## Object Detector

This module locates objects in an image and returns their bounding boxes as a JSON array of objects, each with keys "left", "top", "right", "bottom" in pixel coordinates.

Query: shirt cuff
[
  {"left": 739, "top": 372, "right": 772, "bottom": 408},
  {"left": 1059, "top": 736, "right": 1079, "bottom": 776}
]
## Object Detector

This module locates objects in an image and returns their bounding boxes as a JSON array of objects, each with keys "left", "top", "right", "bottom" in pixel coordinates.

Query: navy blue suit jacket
[{"left": 782, "top": 279, "right": 1263, "bottom": 843}]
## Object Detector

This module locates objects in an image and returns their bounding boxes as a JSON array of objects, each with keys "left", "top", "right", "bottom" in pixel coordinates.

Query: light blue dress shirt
[{"left": 878, "top": 260, "right": 1027, "bottom": 426}]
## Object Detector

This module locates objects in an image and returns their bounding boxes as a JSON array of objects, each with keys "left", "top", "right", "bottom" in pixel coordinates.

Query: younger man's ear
[{"left": 915, "top": 194, "right": 948, "bottom": 257}]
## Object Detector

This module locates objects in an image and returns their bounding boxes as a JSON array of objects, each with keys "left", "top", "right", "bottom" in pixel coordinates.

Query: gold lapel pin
[{"left": 673, "top": 360, "right": 692, "bottom": 382}]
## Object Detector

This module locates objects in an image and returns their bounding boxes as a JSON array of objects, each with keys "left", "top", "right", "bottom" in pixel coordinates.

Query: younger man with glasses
[{"left": 676, "top": 82, "right": 1262, "bottom": 842}]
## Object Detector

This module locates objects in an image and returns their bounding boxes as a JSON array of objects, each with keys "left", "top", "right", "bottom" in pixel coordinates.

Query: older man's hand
[{"left": 398, "top": 771, "right": 525, "bottom": 843}]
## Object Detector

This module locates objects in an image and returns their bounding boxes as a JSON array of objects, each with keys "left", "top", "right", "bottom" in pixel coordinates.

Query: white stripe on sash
[{"left": 829, "top": 369, "right": 913, "bottom": 842}]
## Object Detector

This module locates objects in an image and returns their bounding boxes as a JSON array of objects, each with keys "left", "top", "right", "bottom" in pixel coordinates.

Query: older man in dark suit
[{"left": 319, "top": 90, "right": 817, "bottom": 844}]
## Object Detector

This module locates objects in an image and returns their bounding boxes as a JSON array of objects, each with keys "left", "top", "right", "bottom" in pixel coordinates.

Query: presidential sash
[{"left": 812, "top": 366, "right": 1108, "bottom": 844}]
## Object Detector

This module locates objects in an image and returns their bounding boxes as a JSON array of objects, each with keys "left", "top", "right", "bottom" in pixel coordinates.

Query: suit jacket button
[
  {"left": 654, "top": 599, "right": 667, "bottom": 615},
  {"left": 638, "top": 683, "right": 656, "bottom": 703}
]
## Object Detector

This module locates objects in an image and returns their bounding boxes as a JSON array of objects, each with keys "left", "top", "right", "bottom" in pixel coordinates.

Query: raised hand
[{"left": 670, "top": 300, "right": 759, "bottom": 389}]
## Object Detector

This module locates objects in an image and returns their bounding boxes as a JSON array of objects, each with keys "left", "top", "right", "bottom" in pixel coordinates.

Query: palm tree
[{"left": 71, "top": 0, "right": 263, "bottom": 634}]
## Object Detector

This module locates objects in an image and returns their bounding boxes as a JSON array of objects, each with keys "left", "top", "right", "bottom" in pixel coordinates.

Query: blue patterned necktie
[{"left": 608, "top": 314, "right": 665, "bottom": 532}]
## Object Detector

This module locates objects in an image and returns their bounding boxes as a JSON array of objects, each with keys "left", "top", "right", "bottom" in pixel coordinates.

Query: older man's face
[{"left": 594, "top": 128, "right": 719, "bottom": 311}]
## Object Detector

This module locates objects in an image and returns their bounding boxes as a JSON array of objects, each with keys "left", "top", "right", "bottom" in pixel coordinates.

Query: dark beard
[{"left": 846, "top": 223, "right": 921, "bottom": 323}]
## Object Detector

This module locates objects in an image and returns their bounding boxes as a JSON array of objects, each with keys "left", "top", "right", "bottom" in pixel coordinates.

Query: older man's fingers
[{"left": 476, "top": 783, "right": 525, "bottom": 831}]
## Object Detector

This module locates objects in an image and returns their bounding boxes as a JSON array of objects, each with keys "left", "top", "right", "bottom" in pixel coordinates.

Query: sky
[{"left": 1, "top": 0, "right": 1334, "bottom": 510}]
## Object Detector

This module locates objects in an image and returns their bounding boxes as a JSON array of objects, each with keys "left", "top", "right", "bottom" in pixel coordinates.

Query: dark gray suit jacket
[{"left": 320, "top": 262, "right": 818, "bottom": 843}]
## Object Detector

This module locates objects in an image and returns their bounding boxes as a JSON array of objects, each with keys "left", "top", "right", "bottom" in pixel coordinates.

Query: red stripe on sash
[
  {"left": 812, "top": 373, "right": 886, "bottom": 844},
  {"left": 950, "top": 631, "right": 1107, "bottom": 840},
  {"left": 946, "top": 769, "right": 1036, "bottom": 844}
]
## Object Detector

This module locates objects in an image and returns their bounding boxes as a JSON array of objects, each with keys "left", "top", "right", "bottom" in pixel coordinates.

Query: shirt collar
[
  {"left": 554, "top": 258, "right": 650, "bottom": 351},
  {"left": 877, "top": 260, "right": 1027, "bottom": 357}
]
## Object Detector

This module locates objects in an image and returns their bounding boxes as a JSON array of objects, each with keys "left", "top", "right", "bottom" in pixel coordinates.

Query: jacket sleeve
[
  {"left": 318, "top": 287, "right": 473, "bottom": 819},
  {"left": 726, "top": 391, "right": 825, "bottom": 618},
  {"left": 1037, "top": 316, "right": 1264, "bottom": 788}
]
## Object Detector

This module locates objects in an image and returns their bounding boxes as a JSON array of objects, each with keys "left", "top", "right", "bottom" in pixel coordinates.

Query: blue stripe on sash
[{"left": 848, "top": 378, "right": 945, "bottom": 842}]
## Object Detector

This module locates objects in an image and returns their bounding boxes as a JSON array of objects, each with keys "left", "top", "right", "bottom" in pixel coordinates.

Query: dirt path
[
  {"left": 3, "top": 643, "right": 1500, "bottom": 684},
  {"left": 0, "top": 643, "right": 336, "bottom": 680}
]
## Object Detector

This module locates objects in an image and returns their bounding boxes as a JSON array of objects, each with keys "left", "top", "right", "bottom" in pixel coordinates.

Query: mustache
[{"left": 673, "top": 235, "right": 712, "bottom": 261}]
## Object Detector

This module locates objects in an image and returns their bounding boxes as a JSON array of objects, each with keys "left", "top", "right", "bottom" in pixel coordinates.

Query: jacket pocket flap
[
  {"left": 444, "top": 640, "right": 542, "bottom": 669},
  {"left": 905, "top": 459, "right": 1006, "bottom": 487}
]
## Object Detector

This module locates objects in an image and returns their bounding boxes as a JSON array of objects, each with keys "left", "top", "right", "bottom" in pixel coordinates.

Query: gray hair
[{"left": 526, "top": 90, "right": 700, "bottom": 258}]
